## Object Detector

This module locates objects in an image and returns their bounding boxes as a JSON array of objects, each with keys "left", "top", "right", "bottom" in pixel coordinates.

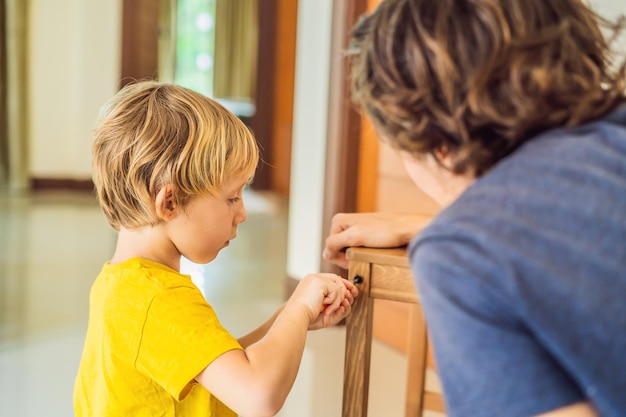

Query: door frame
[{"left": 320, "top": 0, "right": 368, "bottom": 275}]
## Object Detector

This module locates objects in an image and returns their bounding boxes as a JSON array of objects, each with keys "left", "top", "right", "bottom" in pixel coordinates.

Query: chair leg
[
  {"left": 405, "top": 304, "right": 428, "bottom": 417},
  {"left": 343, "top": 260, "right": 374, "bottom": 417}
]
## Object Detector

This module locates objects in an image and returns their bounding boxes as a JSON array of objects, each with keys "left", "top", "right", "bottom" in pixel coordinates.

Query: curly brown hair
[{"left": 350, "top": 0, "right": 626, "bottom": 176}]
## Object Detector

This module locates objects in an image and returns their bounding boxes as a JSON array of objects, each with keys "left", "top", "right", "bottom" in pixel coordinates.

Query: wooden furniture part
[{"left": 342, "top": 247, "right": 446, "bottom": 417}]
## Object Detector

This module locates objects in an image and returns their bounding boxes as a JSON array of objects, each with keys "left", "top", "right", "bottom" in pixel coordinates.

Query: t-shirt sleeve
[
  {"left": 134, "top": 285, "right": 242, "bottom": 400},
  {"left": 410, "top": 235, "right": 584, "bottom": 417}
]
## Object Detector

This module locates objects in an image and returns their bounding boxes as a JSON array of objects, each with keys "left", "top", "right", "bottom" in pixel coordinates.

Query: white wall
[
  {"left": 590, "top": 0, "right": 626, "bottom": 19},
  {"left": 589, "top": 0, "right": 626, "bottom": 56},
  {"left": 286, "top": 0, "right": 334, "bottom": 280},
  {"left": 28, "top": 0, "right": 121, "bottom": 179}
]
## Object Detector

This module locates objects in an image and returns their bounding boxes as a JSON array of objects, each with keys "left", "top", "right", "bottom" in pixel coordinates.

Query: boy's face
[{"left": 165, "top": 175, "right": 250, "bottom": 265}]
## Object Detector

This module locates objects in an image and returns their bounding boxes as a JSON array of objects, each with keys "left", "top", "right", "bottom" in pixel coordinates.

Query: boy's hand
[{"left": 288, "top": 273, "right": 358, "bottom": 330}]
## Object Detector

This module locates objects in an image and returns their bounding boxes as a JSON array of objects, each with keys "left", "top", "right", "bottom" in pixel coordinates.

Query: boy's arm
[
  {"left": 195, "top": 274, "right": 357, "bottom": 417},
  {"left": 198, "top": 305, "right": 309, "bottom": 417}
]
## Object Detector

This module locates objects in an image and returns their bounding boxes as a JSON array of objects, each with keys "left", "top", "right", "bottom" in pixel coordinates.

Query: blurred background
[{"left": 0, "top": 0, "right": 624, "bottom": 416}]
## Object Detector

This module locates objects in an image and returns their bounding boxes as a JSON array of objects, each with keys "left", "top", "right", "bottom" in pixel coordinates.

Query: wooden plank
[
  {"left": 370, "top": 264, "right": 418, "bottom": 303},
  {"left": 427, "top": 340, "right": 437, "bottom": 369},
  {"left": 370, "top": 287, "right": 418, "bottom": 304},
  {"left": 423, "top": 392, "right": 446, "bottom": 413},
  {"left": 347, "top": 247, "right": 410, "bottom": 267},
  {"left": 405, "top": 305, "right": 428, "bottom": 416},
  {"left": 343, "top": 260, "right": 373, "bottom": 417}
]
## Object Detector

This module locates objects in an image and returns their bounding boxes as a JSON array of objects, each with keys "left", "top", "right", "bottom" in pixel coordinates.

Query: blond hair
[
  {"left": 351, "top": 0, "right": 626, "bottom": 176},
  {"left": 92, "top": 81, "right": 259, "bottom": 230}
]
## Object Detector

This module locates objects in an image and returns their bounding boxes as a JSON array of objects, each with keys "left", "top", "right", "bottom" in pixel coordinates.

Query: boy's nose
[{"left": 236, "top": 203, "right": 247, "bottom": 224}]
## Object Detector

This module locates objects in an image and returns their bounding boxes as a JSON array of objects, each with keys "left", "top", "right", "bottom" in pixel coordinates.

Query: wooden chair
[{"left": 342, "top": 247, "right": 446, "bottom": 417}]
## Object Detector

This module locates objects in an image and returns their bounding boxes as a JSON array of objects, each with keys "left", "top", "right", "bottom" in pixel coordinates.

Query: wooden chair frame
[{"left": 342, "top": 247, "right": 445, "bottom": 417}]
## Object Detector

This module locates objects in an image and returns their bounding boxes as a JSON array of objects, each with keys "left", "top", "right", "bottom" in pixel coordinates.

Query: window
[{"left": 175, "top": 0, "right": 216, "bottom": 97}]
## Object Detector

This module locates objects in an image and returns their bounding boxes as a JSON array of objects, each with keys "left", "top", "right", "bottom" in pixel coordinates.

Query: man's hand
[{"left": 323, "top": 212, "right": 432, "bottom": 268}]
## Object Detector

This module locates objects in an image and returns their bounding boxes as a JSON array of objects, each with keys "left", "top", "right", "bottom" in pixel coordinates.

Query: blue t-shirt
[{"left": 409, "top": 105, "right": 626, "bottom": 417}]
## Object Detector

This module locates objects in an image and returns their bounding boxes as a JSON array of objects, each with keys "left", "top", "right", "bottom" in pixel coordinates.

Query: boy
[
  {"left": 74, "top": 81, "right": 358, "bottom": 417},
  {"left": 324, "top": 0, "right": 626, "bottom": 416}
]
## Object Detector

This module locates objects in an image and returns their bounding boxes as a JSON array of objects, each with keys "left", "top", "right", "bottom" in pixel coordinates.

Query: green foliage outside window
[{"left": 175, "top": 0, "right": 216, "bottom": 97}]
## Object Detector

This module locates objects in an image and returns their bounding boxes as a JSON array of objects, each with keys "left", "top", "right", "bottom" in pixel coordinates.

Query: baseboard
[{"left": 30, "top": 178, "right": 94, "bottom": 192}]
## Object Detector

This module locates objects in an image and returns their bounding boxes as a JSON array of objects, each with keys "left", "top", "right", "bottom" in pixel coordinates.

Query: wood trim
[
  {"left": 356, "top": 116, "right": 379, "bottom": 212},
  {"left": 30, "top": 178, "right": 95, "bottom": 192},
  {"left": 250, "top": 0, "right": 277, "bottom": 190},
  {"left": 347, "top": 246, "right": 409, "bottom": 266},
  {"left": 320, "top": 0, "right": 368, "bottom": 274},
  {"left": 120, "top": 0, "right": 159, "bottom": 87},
  {"left": 0, "top": 0, "right": 7, "bottom": 183},
  {"left": 4, "top": 0, "right": 29, "bottom": 190},
  {"left": 423, "top": 392, "right": 447, "bottom": 413},
  {"left": 352, "top": 0, "right": 385, "bottom": 212},
  {"left": 270, "top": 0, "right": 298, "bottom": 197}
]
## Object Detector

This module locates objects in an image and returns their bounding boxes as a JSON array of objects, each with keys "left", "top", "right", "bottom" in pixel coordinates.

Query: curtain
[
  {"left": 1, "top": 0, "right": 28, "bottom": 190},
  {"left": 0, "top": 0, "right": 6, "bottom": 185},
  {"left": 158, "top": 0, "right": 177, "bottom": 83},
  {"left": 213, "top": 0, "right": 258, "bottom": 100}
]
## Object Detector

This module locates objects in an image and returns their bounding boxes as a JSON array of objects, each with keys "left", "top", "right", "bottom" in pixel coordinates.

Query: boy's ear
[{"left": 155, "top": 184, "right": 179, "bottom": 221}]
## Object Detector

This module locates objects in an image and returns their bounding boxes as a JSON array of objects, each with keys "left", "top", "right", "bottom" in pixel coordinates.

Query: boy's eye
[{"left": 228, "top": 197, "right": 240, "bottom": 204}]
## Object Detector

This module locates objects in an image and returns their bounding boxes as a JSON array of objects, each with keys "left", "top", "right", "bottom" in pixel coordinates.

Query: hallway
[{"left": 0, "top": 189, "right": 407, "bottom": 417}]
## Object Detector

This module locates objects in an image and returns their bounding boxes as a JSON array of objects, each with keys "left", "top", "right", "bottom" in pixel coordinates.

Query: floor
[{"left": 0, "top": 188, "right": 408, "bottom": 417}]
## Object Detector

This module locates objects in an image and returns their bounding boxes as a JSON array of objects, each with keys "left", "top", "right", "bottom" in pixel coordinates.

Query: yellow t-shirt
[{"left": 74, "top": 258, "right": 242, "bottom": 417}]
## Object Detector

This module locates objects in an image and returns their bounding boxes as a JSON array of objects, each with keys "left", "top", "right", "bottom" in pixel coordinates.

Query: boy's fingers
[
  {"left": 342, "top": 278, "right": 359, "bottom": 296},
  {"left": 342, "top": 279, "right": 355, "bottom": 290},
  {"left": 323, "top": 295, "right": 342, "bottom": 314},
  {"left": 342, "top": 298, "right": 352, "bottom": 314}
]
